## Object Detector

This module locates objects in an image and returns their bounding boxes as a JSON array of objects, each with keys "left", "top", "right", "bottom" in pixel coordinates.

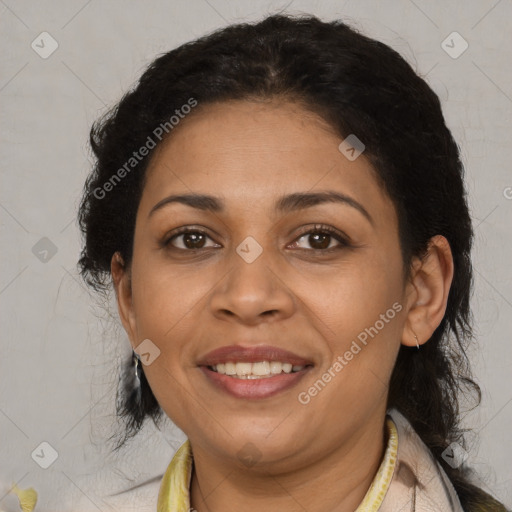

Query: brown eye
[
  {"left": 180, "top": 232, "right": 207, "bottom": 249},
  {"left": 289, "top": 224, "right": 350, "bottom": 252},
  {"left": 307, "top": 232, "right": 333, "bottom": 250},
  {"left": 164, "top": 229, "right": 219, "bottom": 250}
]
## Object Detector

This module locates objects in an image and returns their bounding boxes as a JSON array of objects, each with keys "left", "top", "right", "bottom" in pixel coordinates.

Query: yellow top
[{"left": 157, "top": 417, "right": 398, "bottom": 512}]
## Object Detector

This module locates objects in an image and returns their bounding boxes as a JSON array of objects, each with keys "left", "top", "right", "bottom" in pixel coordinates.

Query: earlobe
[
  {"left": 402, "top": 235, "right": 454, "bottom": 348},
  {"left": 111, "top": 251, "right": 137, "bottom": 348}
]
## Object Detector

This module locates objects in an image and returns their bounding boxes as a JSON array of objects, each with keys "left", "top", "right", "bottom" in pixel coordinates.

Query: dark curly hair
[{"left": 77, "top": 13, "right": 507, "bottom": 511}]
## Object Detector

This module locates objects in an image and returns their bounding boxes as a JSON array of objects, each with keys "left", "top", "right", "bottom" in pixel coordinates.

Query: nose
[{"left": 209, "top": 243, "right": 295, "bottom": 326}]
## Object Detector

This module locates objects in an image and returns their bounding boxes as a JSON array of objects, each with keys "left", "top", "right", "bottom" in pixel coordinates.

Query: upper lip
[{"left": 197, "top": 345, "right": 314, "bottom": 367}]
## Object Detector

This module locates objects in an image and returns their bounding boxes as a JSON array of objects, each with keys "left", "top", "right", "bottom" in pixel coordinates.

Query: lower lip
[{"left": 200, "top": 366, "right": 311, "bottom": 399}]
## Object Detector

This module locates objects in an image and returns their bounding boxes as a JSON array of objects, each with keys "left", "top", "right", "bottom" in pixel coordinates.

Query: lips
[
  {"left": 197, "top": 345, "right": 313, "bottom": 367},
  {"left": 197, "top": 345, "right": 314, "bottom": 399}
]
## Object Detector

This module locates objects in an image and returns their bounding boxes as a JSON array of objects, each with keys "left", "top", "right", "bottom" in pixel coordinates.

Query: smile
[
  {"left": 209, "top": 361, "right": 306, "bottom": 379},
  {"left": 197, "top": 344, "right": 314, "bottom": 399}
]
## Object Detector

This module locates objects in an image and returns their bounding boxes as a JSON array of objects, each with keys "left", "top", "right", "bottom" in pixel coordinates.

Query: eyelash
[{"left": 162, "top": 224, "right": 351, "bottom": 253}]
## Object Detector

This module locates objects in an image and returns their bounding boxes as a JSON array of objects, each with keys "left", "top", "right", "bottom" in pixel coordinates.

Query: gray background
[{"left": 1, "top": 1, "right": 511, "bottom": 510}]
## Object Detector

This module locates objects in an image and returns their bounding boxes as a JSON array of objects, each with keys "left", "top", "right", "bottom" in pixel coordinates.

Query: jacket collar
[{"left": 381, "top": 408, "right": 464, "bottom": 511}]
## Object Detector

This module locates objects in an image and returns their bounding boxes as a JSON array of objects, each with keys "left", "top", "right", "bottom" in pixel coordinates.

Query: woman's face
[{"left": 115, "top": 99, "right": 414, "bottom": 471}]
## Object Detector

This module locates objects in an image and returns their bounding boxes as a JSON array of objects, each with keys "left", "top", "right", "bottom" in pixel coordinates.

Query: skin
[{"left": 111, "top": 99, "right": 454, "bottom": 512}]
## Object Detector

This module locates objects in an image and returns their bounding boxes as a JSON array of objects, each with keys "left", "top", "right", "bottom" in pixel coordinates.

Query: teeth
[
  {"left": 212, "top": 361, "right": 305, "bottom": 378},
  {"left": 252, "top": 361, "right": 270, "bottom": 375},
  {"left": 235, "top": 362, "right": 252, "bottom": 376},
  {"left": 270, "top": 361, "right": 283, "bottom": 374},
  {"left": 225, "top": 362, "right": 236, "bottom": 375}
]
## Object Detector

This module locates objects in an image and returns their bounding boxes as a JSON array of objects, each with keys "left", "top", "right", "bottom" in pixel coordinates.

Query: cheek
[
  {"left": 303, "top": 294, "right": 403, "bottom": 425},
  {"left": 127, "top": 256, "right": 205, "bottom": 409},
  {"left": 129, "top": 249, "right": 212, "bottom": 342},
  {"left": 308, "top": 248, "right": 404, "bottom": 391},
  {"left": 129, "top": 267, "right": 204, "bottom": 429},
  {"left": 142, "top": 363, "right": 215, "bottom": 444},
  {"left": 311, "top": 248, "right": 404, "bottom": 340}
]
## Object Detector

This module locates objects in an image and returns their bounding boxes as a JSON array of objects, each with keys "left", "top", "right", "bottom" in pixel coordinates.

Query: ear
[
  {"left": 111, "top": 251, "right": 137, "bottom": 349},
  {"left": 402, "top": 235, "right": 454, "bottom": 347}
]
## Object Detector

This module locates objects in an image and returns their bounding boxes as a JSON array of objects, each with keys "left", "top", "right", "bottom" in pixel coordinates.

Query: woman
[{"left": 77, "top": 13, "right": 508, "bottom": 512}]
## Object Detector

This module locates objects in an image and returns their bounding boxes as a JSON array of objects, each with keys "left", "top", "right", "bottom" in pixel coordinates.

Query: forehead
[{"left": 140, "top": 100, "right": 395, "bottom": 222}]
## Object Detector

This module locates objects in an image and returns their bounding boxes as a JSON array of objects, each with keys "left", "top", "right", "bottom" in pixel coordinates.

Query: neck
[{"left": 189, "top": 410, "right": 389, "bottom": 512}]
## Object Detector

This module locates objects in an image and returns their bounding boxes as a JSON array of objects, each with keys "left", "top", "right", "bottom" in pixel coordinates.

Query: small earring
[
  {"left": 133, "top": 351, "right": 141, "bottom": 382},
  {"left": 119, "top": 350, "right": 143, "bottom": 412},
  {"left": 413, "top": 332, "right": 420, "bottom": 349}
]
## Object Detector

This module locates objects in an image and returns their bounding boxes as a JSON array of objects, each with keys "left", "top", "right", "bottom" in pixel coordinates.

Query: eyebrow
[{"left": 149, "top": 191, "right": 374, "bottom": 225}]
